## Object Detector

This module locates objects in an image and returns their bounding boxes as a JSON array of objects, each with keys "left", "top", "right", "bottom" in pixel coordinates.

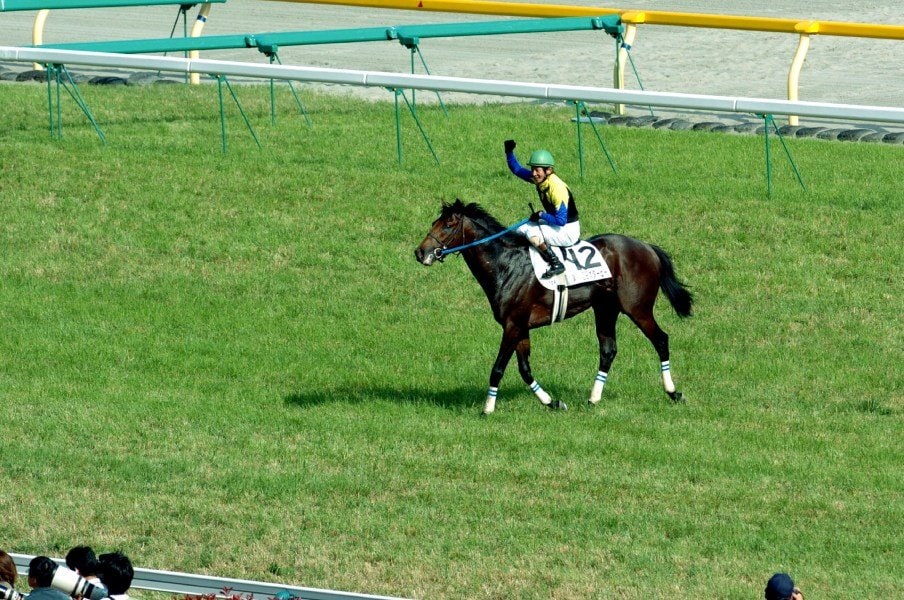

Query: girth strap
[{"left": 551, "top": 283, "right": 569, "bottom": 324}]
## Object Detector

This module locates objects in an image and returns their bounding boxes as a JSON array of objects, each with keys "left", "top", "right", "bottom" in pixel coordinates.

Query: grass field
[{"left": 0, "top": 82, "right": 901, "bottom": 599}]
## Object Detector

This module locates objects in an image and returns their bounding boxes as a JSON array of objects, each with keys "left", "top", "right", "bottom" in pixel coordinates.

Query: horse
[{"left": 414, "top": 199, "right": 694, "bottom": 415}]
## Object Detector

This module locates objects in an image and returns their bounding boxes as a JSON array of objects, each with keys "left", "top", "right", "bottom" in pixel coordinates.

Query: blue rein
[{"left": 438, "top": 217, "right": 530, "bottom": 258}]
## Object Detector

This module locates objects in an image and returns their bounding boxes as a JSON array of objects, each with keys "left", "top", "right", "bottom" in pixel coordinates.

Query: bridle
[
  {"left": 426, "top": 215, "right": 465, "bottom": 262},
  {"left": 428, "top": 214, "right": 530, "bottom": 262}
]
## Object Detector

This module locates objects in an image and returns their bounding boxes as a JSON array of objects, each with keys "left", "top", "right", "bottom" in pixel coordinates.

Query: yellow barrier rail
[
  {"left": 285, "top": 0, "right": 904, "bottom": 124},
  {"left": 280, "top": 0, "right": 904, "bottom": 39}
]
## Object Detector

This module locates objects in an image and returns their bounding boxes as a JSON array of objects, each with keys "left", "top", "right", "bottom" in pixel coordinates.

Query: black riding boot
[{"left": 539, "top": 247, "right": 565, "bottom": 279}]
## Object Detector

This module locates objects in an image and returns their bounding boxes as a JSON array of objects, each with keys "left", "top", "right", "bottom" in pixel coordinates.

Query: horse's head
[{"left": 414, "top": 199, "right": 474, "bottom": 266}]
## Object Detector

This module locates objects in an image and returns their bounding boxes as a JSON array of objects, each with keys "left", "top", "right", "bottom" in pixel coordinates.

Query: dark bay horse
[{"left": 414, "top": 199, "right": 694, "bottom": 414}]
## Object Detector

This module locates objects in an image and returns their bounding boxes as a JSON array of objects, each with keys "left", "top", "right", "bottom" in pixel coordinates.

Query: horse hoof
[
  {"left": 548, "top": 399, "right": 568, "bottom": 411},
  {"left": 668, "top": 391, "right": 686, "bottom": 404}
]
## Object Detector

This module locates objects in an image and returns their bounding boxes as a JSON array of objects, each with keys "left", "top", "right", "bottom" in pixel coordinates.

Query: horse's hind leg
[
  {"left": 629, "top": 311, "right": 685, "bottom": 403},
  {"left": 589, "top": 304, "right": 619, "bottom": 405},
  {"left": 514, "top": 337, "right": 565, "bottom": 410}
]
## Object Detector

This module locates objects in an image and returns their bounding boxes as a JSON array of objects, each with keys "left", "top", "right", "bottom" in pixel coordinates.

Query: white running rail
[{"left": 2, "top": 46, "right": 904, "bottom": 124}]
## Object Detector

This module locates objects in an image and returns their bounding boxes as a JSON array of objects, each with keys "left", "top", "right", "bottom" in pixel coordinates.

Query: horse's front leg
[
  {"left": 514, "top": 337, "right": 566, "bottom": 410},
  {"left": 484, "top": 324, "right": 530, "bottom": 415}
]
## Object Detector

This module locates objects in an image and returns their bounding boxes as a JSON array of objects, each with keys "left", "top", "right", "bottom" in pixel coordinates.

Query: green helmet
[{"left": 527, "top": 149, "right": 555, "bottom": 168}]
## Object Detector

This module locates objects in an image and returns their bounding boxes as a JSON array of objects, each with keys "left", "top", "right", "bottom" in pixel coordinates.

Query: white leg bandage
[
  {"left": 529, "top": 380, "right": 552, "bottom": 405},
  {"left": 483, "top": 386, "right": 498, "bottom": 414},
  {"left": 589, "top": 371, "right": 608, "bottom": 405},
  {"left": 660, "top": 361, "right": 676, "bottom": 394}
]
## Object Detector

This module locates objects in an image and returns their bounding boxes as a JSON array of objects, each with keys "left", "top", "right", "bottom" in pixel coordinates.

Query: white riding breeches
[{"left": 517, "top": 220, "right": 580, "bottom": 247}]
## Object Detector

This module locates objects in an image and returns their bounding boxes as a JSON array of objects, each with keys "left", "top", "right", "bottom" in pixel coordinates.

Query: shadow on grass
[
  {"left": 283, "top": 382, "right": 607, "bottom": 412},
  {"left": 283, "top": 384, "right": 486, "bottom": 410},
  {"left": 855, "top": 400, "right": 896, "bottom": 416}
]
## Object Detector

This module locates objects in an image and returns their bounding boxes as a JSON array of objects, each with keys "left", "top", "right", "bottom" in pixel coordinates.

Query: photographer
[
  {"left": 65, "top": 547, "right": 100, "bottom": 586},
  {"left": 97, "top": 553, "right": 133, "bottom": 600},
  {"left": 27, "top": 557, "right": 69, "bottom": 600},
  {"left": 765, "top": 572, "right": 804, "bottom": 600},
  {"left": 0, "top": 550, "right": 19, "bottom": 589}
]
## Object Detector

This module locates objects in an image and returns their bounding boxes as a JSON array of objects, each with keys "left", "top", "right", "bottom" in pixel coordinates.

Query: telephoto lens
[
  {"left": 0, "top": 584, "right": 24, "bottom": 600},
  {"left": 50, "top": 565, "right": 109, "bottom": 600}
]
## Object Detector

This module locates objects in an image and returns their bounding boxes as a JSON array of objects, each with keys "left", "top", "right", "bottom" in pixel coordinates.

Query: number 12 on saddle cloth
[{"left": 528, "top": 241, "right": 612, "bottom": 290}]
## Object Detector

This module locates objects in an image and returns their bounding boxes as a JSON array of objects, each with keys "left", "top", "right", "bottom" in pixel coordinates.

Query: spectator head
[
  {"left": 27, "top": 556, "right": 57, "bottom": 589},
  {"left": 97, "top": 553, "right": 132, "bottom": 596},
  {"left": 0, "top": 550, "right": 17, "bottom": 585},
  {"left": 65, "top": 547, "right": 98, "bottom": 578},
  {"left": 765, "top": 572, "right": 798, "bottom": 600}
]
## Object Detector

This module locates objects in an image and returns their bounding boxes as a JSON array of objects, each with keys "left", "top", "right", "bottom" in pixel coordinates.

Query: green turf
[{"left": 0, "top": 82, "right": 901, "bottom": 599}]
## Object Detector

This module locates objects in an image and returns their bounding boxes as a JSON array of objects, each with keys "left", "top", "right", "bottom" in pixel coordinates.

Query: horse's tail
[{"left": 651, "top": 244, "right": 693, "bottom": 318}]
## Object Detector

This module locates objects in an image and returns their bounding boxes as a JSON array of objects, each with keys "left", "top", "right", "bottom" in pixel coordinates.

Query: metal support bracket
[
  {"left": 397, "top": 36, "right": 448, "bottom": 116},
  {"left": 760, "top": 113, "right": 806, "bottom": 197},
  {"left": 168, "top": 3, "right": 193, "bottom": 83},
  {"left": 389, "top": 87, "right": 439, "bottom": 166},
  {"left": 614, "top": 29, "right": 653, "bottom": 117},
  {"left": 44, "top": 63, "right": 106, "bottom": 144},
  {"left": 214, "top": 73, "right": 262, "bottom": 153},
  {"left": 574, "top": 100, "right": 617, "bottom": 179},
  {"left": 259, "top": 45, "right": 313, "bottom": 128}
]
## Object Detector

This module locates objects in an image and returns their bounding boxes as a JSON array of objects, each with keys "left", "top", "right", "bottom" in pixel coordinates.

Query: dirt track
[{"left": 2, "top": 1, "right": 902, "bottom": 119}]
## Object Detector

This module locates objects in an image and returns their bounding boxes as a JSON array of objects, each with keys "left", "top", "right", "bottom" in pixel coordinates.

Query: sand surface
[{"left": 2, "top": 1, "right": 902, "bottom": 122}]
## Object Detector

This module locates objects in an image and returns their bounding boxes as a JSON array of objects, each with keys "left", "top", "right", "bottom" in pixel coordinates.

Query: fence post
[
  {"left": 188, "top": 2, "right": 214, "bottom": 84},
  {"left": 613, "top": 13, "right": 642, "bottom": 115},
  {"left": 788, "top": 21, "right": 819, "bottom": 126},
  {"left": 31, "top": 9, "right": 50, "bottom": 69}
]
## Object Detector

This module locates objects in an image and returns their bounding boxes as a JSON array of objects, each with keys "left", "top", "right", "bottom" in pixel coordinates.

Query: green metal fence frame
[{"left": 32, "top": 15, "right": 624, "bottom": 164}]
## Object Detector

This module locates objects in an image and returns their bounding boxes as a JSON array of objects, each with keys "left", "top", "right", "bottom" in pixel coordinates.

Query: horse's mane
[{"left": 440, "top": 199, "right": 506, "bottom": 233}]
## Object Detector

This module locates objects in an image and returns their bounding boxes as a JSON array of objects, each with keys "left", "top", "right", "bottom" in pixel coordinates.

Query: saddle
[{"left": 529, "top": 241, "right": 613, "bottom": 324}]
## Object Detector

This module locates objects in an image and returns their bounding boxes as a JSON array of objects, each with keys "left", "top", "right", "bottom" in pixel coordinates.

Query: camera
[
  {"left": 0, "top": 584, "right": 24, "bottom": 600},
  {"left": 50, "top": 565, "right": 109, "bottom": 600}
]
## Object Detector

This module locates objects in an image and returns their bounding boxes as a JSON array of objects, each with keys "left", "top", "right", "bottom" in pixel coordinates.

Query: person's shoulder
[
  {"left": 551, "top": 173, "right": 570, "bottom": 186},
  {"left": 548, "top": 173, "right": 570, "bottom": 191},
  {"left": 28, "top": 588, "right": 71, "bottom": 600}
]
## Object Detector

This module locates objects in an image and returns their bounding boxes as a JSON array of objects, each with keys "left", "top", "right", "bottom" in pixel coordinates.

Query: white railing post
[{"left": 3, "top": 46, "right": 904, "bottom": 125}]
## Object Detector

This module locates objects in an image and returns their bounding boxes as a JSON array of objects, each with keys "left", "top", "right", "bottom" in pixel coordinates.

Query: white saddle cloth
[{"left": 529, "top": 241, "right": 612, "bottom": 291}]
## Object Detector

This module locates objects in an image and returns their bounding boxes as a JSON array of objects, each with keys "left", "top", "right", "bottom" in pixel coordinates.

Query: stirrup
[{"left": 542, "top": 263, "right": 565, "bottom": 279}]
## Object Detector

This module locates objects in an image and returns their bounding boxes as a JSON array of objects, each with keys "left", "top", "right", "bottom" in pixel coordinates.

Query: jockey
[{"left": 504, "top": 139, "right": 580, "bottom": 279}]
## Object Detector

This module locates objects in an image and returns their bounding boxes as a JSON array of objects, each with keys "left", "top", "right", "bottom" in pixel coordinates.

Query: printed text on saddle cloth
[{"left": 529, "top": 241, "right": 612, "bottom": 290}]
